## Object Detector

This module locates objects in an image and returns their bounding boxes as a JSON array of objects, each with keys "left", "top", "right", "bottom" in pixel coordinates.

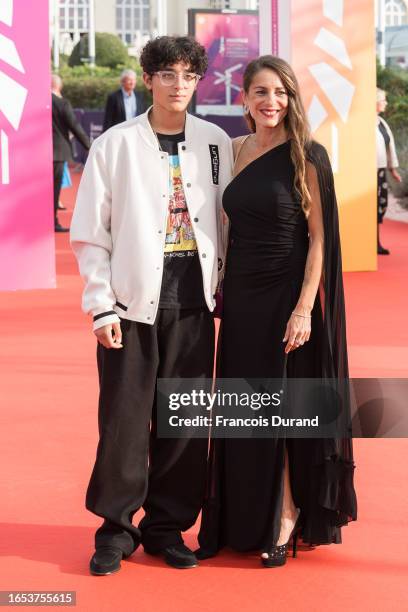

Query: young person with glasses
[{"left": 70, "top": 36, "right": 233, "bottom": 575}]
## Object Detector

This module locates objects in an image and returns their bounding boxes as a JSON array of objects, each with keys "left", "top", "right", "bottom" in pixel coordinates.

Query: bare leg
[{"left": 261, "top": 448, "right": 299, "bottom": 557}]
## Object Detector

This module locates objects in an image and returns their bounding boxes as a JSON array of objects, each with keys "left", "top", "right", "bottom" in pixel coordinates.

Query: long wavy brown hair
[{"left": 243, "top": 55, "right": 312, "bottom": 216}]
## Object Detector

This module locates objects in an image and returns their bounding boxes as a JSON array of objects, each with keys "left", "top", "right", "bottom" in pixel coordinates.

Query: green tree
[
  {"left": 69, "top": 32, "right": 128, "bottom": 69},
  {"left": 377, "top": 58, "right": 408, "bottom": 131},
  {"left": 377, "top": 60, "right": 408, "bottom": 208}
]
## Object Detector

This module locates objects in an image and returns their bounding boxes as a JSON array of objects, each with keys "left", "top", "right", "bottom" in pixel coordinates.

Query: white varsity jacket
[{"left": 70, "top": 109, "right": 233, "bottom": 330}]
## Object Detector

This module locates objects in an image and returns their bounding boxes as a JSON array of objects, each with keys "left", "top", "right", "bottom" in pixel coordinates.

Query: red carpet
[{"left": 1, "top": 171, "right": 407, "bottom": 611}]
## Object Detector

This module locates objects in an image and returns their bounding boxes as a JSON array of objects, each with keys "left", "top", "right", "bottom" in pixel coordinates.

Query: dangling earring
[{"left": 243, "top": 105, "right": 249, "bottom": 114}]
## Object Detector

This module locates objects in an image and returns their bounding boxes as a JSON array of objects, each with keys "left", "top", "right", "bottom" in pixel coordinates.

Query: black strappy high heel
[{"left": 261, "top": 509, "right": 302, "bottom": 568}]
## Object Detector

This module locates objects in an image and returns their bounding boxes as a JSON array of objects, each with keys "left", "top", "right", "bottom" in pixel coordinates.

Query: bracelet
[{"left": 292, "top": 311, "right": 312, "bottom": 319}]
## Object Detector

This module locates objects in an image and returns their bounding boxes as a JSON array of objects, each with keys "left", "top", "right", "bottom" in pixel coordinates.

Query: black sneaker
[
  {"left": 90, "top": 546, "right": 124, "bottom": 576},
  {"left": 195, "top": 547, "right": 217, "bottom": 560},
  {"left": 147, "top": 543, "right": 198, "bottom": 569},
  {"left": 377, "top": 245, "right": 390, "bottom": 255}
]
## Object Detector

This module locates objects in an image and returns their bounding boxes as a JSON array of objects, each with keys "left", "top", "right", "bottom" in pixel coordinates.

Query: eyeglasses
[{"left": 153, "top": 71, "right": 201, "bottom": 87}]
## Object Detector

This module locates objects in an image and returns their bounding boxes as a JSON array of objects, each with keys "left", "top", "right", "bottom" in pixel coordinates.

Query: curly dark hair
[{"left": 140, "top": 36, "right": 208, "bottom": 77}]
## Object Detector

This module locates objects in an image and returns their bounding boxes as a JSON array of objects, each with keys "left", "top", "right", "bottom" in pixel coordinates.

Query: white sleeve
[
  {"left": 217, "top": 134, "right": 233, "bottom": 283},
  {"left": 387, "top": 124, "right": 399, "bottom": 168},
  {"left": 70, "top": 140, "right": 120, "bottom": 331}
]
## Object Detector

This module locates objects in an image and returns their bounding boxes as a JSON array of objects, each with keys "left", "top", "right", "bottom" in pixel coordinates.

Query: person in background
[
  {"left": 51, "top": 74, "right": 90, "bottom": 232},
  {"left": 376, "top": 87, "right": 402, "bottom": 255},
  {"left": 102, "top": 69, "right": 147, "bottom": 132}
]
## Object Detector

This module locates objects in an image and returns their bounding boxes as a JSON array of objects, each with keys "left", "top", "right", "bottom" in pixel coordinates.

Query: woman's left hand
[
  {"left": 283, "top": 313, "right": 311, "bottom": 354},
  {"left": 391, "top": 168, "right": 402, "bottom": 183}
]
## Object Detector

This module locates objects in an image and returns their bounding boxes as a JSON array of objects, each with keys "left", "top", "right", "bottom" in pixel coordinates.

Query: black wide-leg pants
[{"left": 86, "top": 308, "right": 214, "bottom": 556}]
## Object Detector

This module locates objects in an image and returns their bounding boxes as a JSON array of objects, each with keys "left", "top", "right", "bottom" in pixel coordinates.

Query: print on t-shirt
[
  {"left": 164, "top": 154, "right": 197, "bottom": 255},
  {"left": 157, "top": 131, "right": 205, "bottom": 309}
]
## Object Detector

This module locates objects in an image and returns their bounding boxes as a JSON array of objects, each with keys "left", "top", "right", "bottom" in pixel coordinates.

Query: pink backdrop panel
[{"left": 0, "top": 0, "right": 56, "bottom": 291}]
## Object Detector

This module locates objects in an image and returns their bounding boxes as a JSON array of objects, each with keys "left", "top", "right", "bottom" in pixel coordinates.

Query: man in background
[
  {"left": 103, "top": 69, "right": 147, "bottom": 132},
  {"left": 51, "top": 74, "right": 90, "bottom": 232}
]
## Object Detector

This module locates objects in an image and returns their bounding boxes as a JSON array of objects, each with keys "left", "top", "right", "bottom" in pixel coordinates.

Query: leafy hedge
[
  {"left": 377, "top": 60, "right": 408, "bottom": 131},
  {"left": 377, "top": 60, "right": 408, "bottom": 208},
  {"left": 58, "top": 61, "right": 151, "bottom": 110}
]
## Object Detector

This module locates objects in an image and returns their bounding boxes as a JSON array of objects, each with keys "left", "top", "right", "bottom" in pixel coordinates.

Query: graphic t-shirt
[{"left": 157, "top": 131, "right": 206, "bottom": 309}]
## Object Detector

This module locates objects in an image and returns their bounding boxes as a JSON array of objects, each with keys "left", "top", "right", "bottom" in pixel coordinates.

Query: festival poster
[
  {"left": 288, "top": 0, "right": 377, "bottom": 272},
  {"left": 0, "top": 0, "right": 56, "bottom": 290},
  {"left": 189, "top": 10, "right": 259, "bottom": 116}
]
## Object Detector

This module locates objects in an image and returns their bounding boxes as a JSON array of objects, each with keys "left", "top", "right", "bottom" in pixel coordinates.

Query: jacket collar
[{"left": 137, "top": 106, "right": 195, "bottom": 150}]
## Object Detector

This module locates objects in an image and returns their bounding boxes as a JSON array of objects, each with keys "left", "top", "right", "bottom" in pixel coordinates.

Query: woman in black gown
[{"left": 198, "top": 56, "right": 357, "bottom": 567}]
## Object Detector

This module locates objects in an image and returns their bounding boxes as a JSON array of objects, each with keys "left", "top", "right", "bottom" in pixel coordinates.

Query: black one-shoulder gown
[{"left": 198, "top": 141, "right": 357, "bottom": 553}]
